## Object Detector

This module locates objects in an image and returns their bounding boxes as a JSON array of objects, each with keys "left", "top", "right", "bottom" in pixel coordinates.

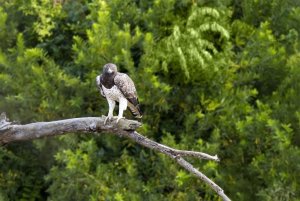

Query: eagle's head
[{"left": 103, "top": 63, "right": 118, "bottom": 76}]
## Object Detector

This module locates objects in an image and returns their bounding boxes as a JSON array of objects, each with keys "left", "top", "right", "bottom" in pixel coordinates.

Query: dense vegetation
[{"left": 1, "top": 0, "right": 300, "bottom": 200}]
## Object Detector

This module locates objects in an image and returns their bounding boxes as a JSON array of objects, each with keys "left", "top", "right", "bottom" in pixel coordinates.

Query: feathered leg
[
  {"left": 104, "top": 99, "right": 115, "bottom": 125},
  {"left": 116, "top": 98, "right": 127, "bottom": 123}
]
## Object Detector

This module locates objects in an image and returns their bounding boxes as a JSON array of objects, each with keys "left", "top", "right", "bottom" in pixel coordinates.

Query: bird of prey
[{"left": 96, "top": 63, "right": 142, "bottom": 124}]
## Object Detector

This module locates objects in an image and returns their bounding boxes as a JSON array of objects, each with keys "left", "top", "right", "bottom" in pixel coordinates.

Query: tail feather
[{"left": 128, "top": 102, "right": 142, "bottom": 118}]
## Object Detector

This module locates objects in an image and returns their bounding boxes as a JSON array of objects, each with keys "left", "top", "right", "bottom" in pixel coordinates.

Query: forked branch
[{"left": 0, "top": 113, "right": 230, "bottom": 201}]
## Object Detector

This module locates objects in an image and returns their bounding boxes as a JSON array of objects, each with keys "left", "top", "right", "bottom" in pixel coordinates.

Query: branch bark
[{"left": 0, "top": 113, "right": 231, "bottom": 201}]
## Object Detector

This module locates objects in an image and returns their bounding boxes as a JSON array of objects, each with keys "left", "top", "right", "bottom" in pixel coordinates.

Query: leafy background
[{"left": 0, "top": 0, "right": 300, "bottom": 200}]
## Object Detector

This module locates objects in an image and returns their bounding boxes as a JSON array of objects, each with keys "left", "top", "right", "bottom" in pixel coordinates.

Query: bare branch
[
  {"left": 176, "top": 157, "right": 231, "bottom": 201},
  {"left": 0, "top": 112, "right": 11, "bottom": 131},
  {"left": 119, "top": 131, "right": 220, "bottom": 162},
  {"left": 173, "top": 150, "right": 219, "bottom": 161},
  {"left": 0, "top": 115, "right": 141, "bottom": 144},
  {"left": 0, "top": 114, "right": 231, "bottom": 200}
]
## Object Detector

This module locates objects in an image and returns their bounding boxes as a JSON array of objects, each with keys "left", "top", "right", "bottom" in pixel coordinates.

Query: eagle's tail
[{"left": 128, "top": 102, "right": 142, "bottom": 119}]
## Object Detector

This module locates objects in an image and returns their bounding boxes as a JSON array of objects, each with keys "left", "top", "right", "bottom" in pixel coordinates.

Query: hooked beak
[{"left": 107, "top": 68, "right": 113, "bottom": 74}]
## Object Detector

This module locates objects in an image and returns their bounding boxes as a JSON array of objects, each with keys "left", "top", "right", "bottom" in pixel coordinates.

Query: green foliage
[
  {"left": 234, "top": 21, "right": 288, "bottom": 96},
  {"left": 157, "top": 7, "right": 229, "bottom": 82},
  {"left": 0, "top": 34, "right": 84, "bottom": 122},
  {"left": 19, "top": 0, "right": 62, "bottom": 41},
  {"left": 1, "top": 0, "right": 300, "bottom": 200},
  {"left": 73, "top": 0, "right": 142, "bottom": 76}
]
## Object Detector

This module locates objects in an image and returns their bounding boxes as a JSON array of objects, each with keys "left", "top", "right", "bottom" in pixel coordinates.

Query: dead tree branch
[{"left": 0, "top": 113, "right": 230, "bottom": 201}]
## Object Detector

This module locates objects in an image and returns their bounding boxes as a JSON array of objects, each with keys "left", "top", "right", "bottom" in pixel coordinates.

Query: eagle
[{"left": 96, "top": 63, "right": 142, "bottom": 124}]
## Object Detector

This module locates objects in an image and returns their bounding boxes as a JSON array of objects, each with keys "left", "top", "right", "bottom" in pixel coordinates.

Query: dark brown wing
[
  {"left": 114, "top": 73, "right": 142, "bottom": 118},
  {"left": 96, "top": 75, "right": 106, "bottom": 98}
]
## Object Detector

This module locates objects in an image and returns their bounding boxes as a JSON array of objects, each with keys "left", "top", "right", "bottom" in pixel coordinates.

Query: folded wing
[{"left": 114, "top": 73, "right": 142, "bottom": 118}]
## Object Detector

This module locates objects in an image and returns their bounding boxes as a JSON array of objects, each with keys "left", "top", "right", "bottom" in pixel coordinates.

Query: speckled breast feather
[{"left": 102, "top": 85, "right": 125, "bottom": 102}]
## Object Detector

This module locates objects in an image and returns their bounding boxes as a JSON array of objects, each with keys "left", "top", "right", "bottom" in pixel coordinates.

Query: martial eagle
[{"left": 96, "top": 63, "right": 142, "bottom": 124}]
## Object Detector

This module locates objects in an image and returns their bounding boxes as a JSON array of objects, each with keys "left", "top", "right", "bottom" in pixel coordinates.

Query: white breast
[{"left": 102, "top": 85, "right": 125, "bottom": 101}]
